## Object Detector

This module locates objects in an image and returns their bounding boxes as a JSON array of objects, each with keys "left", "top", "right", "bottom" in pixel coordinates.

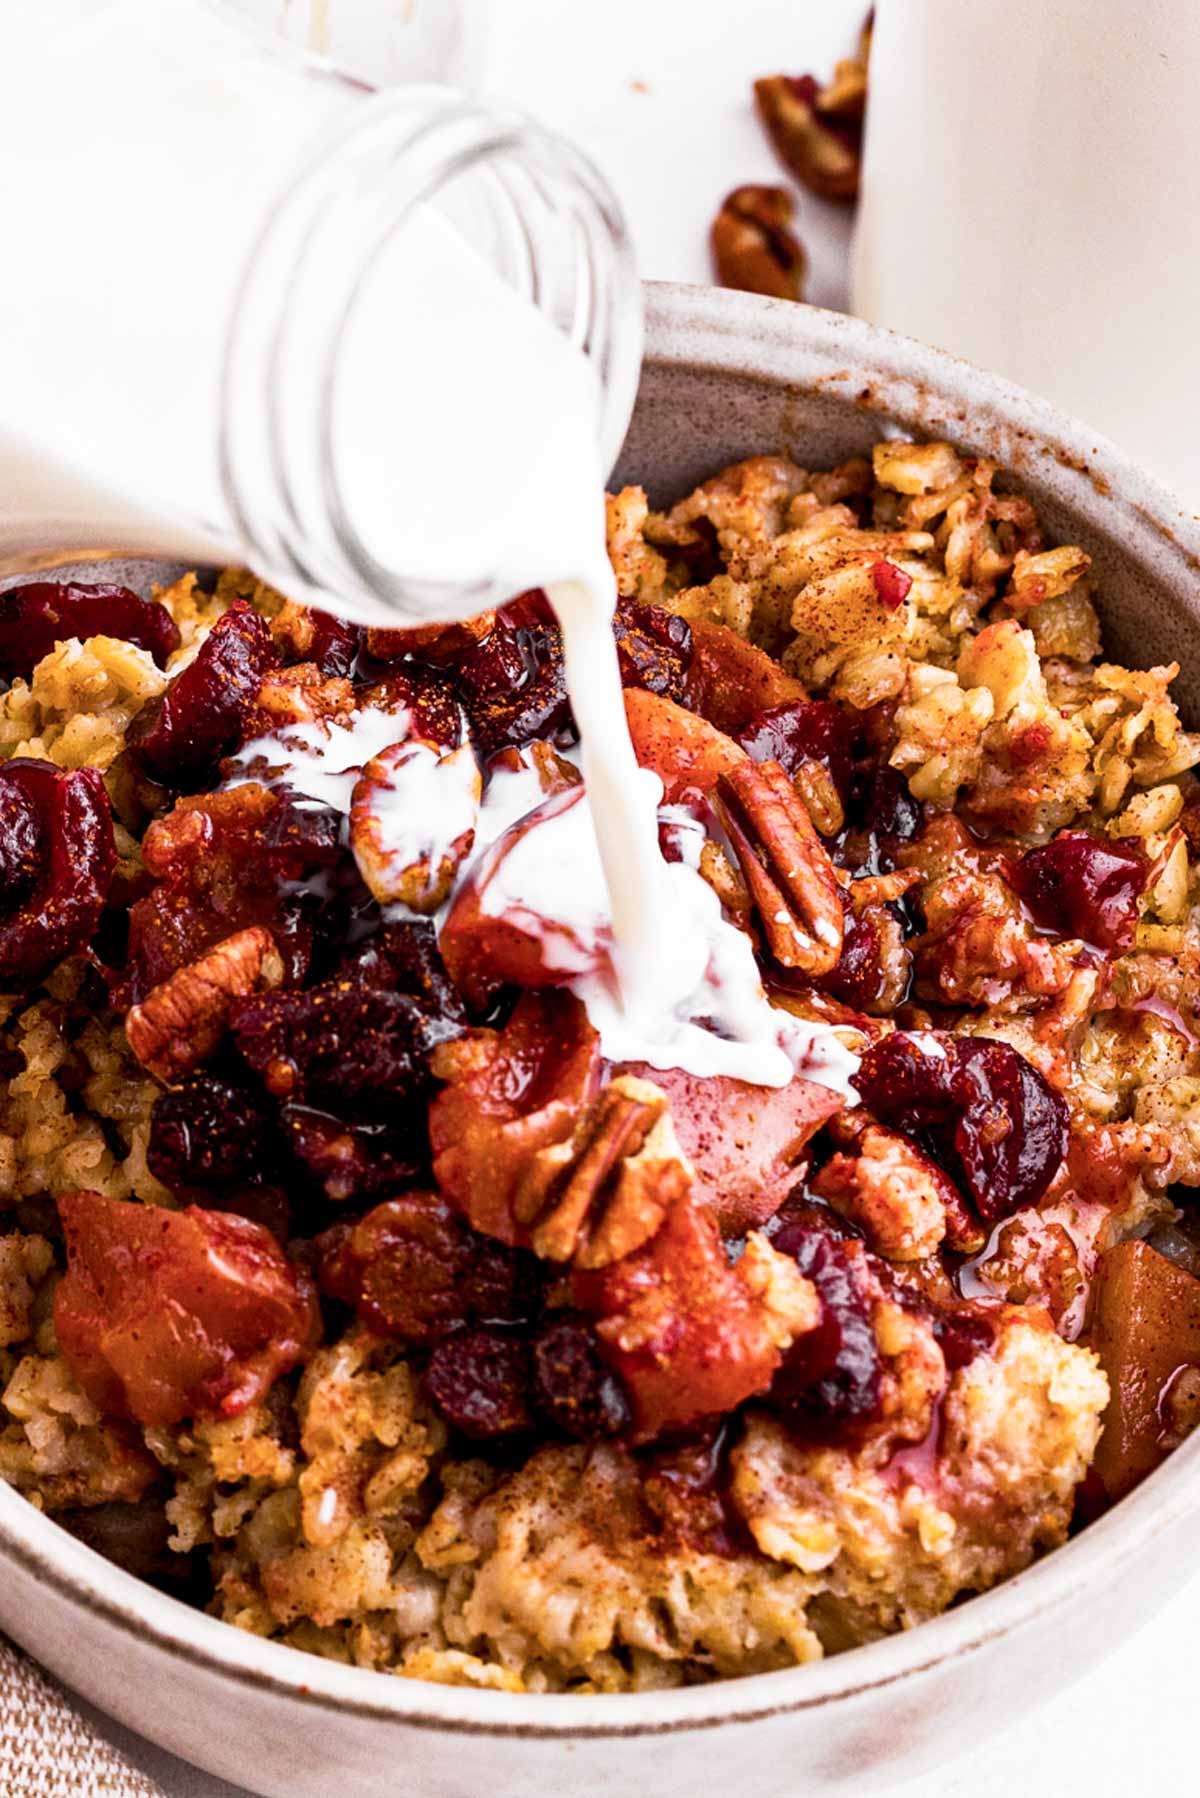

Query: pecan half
[
  {"left": 754, "top": 74, "right": 863, "bottom": 203},
  {"left": 126, "top": 925, "right": 285, "bottom": 1083},
  {"left": 518, "top": 1076, "right": 691, "bottom": 1270},
  {"left": 711, "top": 185, "right": 807, "bottom": 302},
  {"left": 350, "top": 739, "right": 481, "bottom": 912},
  {"left": 715, "top": 759, "right": 844, "bottom": 974}
]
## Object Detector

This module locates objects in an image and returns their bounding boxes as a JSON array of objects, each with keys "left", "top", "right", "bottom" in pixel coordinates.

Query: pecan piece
[
  {"left": 812, "top": 1117, "right": 978, "bottom": 1260},
  {"left": 754, "top": 74, "right": 863, "bottom": 203},
  {"left": 716, "top": 759, "right": 844, "bottom": 974},
  {"left": 711, "top": 185, "right": 807, "bottom": 302},
  {"left": 521, "top": 1076, "right": 691, "bottom": 1270},
  {"left": 126, "top": 925, "right": 285, "bottom": 1083}
]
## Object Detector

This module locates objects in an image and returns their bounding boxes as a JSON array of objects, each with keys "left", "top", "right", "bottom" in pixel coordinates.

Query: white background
[{"left": 96, "top": 1, "right": 1199, "bottom": 1791}]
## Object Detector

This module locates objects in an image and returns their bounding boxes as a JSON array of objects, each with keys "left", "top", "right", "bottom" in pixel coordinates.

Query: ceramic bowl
[{"left": 2, "top": 284, "right": 1199, "bottom": 1798}]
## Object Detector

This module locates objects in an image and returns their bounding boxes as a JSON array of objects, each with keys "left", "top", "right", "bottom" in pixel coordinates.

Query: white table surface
[{"left": 76, "top": 2, "right": 1200, "bottom": 1791}]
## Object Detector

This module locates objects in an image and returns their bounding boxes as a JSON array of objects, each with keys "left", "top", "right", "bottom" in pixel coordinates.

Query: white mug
[{"left": 852, "top": 0, "right": 1200, "bottom": 502}]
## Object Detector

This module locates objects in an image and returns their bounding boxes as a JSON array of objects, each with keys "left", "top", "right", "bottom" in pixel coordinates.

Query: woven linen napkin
[{"left": 0, "top": 1636, "right": 165, "bottom": 1797}]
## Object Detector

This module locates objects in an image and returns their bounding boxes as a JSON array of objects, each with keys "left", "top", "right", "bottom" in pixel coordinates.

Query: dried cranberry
[
  {"left": 232, "top": 980, "right": 457, "bottom": 1119},
  {"left": 869, "top": 560, "right": 913, "bottom": 611},
  {"left": 854, "top": 1032, "right": 1069, "bottom": 1224},
  {"left": 819, "top": 907, "right": 884, "bottom": 1009},
  {"left": 1007, "top": 830, "right": 1149, "bottom": 953},
  {"left": 0, "top": 581, "right": 180, "bottom": 677},
  {"left": 425, "top": 1328, "right": 534, "bottom": 1439},
  {"left": 769, "top": 1211, "right": 883, "bottom": 1425},
  {"left": 147, "top": 1074, "right": 277, "bottom": 1193},
  {"left": 613, "top": 600, "right": 693, "bottom": 702},
  {"left": 736, "top": 700, "right": 858, "bottom": 810},
  {"left": 0, "top": 759, "right": 115, "bottom": 983},
  {"left": 451, "top": 592, "right": 573, "bottom": 754},
  {"left": 126, "top": 601, "right": 278, "bottom": 788},
  {"left": 951, "top": 1039, "right": 1070, "bottom": 1224},
  {"left": 932, "top": 1308, "right": 996, "bottom": 1371},
  {"left": 305, "top": 611, "right": 360, "bottom": 680},
  {"left": 0, "top": 777, "right": 41, "bottom": 905},
  {"left": 531, "top": 1313, "right": 630, "bottom": 1440},
  {"left": 863, "top": 765, "right": 922, "bottom": 841}
]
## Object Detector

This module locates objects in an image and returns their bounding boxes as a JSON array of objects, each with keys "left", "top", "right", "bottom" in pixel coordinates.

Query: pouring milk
[{"left": 0, "top": 0, "right": 857, "bottom": 1094}]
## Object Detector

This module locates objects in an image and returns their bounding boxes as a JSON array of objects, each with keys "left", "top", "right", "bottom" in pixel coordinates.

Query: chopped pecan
[
  {"left": 521, "top": 1076, "right": 691, "bottom": 1269},
  {"left": 126, "top": 925, "right": 285, "bottom": 1083},
  {"left": 711, "top": 184, "right": 807, "bottom": 301},
  {"left": 715, "top": 758, "right": 844, "bottom": 974},
  {"left": 349, "top": 739, "right": 481, "bottom": 912},
  {"left": 364, "top": 614, "right": 495, "bottom": 665},
  {"left": 246, "top": 663, "right": 357, "bottom": 733}
]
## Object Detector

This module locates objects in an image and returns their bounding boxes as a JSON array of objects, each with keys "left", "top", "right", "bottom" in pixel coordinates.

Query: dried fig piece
[{"left": 711, "top": 184, "right": 807, "bottom": 301}]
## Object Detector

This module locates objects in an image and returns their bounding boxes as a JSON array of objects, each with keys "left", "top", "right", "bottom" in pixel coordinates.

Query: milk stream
[{"left": 1, "top": 0, "right": 859, "bottom": 1095}]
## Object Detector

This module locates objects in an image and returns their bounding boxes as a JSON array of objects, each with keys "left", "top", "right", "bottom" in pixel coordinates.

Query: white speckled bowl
[{"left": 2, "top": 284, "right": 1200, "bottom": 1797}]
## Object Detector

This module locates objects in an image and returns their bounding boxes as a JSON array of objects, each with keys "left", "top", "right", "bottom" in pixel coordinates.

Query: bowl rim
[{"left": 6, "top": 279, "right": 1200, "bottom": 1740}]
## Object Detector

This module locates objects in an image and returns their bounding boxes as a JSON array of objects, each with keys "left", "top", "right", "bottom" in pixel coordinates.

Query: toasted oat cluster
[{"left": 0, "top": 441, "right": 1198, "bottom": 1693}]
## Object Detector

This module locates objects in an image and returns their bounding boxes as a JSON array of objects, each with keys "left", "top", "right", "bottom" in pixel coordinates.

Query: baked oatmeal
[{"left": 0, "top": 441, "right": 1198, "bottom": 1693}]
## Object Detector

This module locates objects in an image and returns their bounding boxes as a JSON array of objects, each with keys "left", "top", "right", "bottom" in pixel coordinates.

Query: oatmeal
[{"left": 0, "top": 439, "right": 1197, "bottom": 1693}]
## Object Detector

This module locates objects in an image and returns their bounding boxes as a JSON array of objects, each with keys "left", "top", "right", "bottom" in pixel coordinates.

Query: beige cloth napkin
[{"left": 0, "top": 1637, "right": 165, "bottom": 1798}]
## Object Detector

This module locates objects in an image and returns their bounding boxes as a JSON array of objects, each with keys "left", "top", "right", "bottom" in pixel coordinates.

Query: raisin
[
  {"left": 126, "top": 601, "right": 278, "bottom": 788},
  {"left": 737, "top": 699, "right": 858, "bottom": 810},
  {"left": 147, "top": 1074, "right": 277, "bottom": 1192},
  {"left": 0, "top": 581, "right": 180, "bottom": 677},
  {"left": 854, "top": 1032, "right": 1069, "bottom": 1224},
  {"left": 279, "top": 1104, "right": 428, "bottom": 1205},
  {"left": 306, "top": 611, "right": 360, "bottom": 680},
  {"left": 317, "top": 1192, "right": 540, "bottom": 1342},
  {"left": 768, "top": 1211, "right": 884, "bottom": 1426},
  {"left": 531, "top": 1313, "right": 630, "bottom": 1440},
  {"left": 951, "top": 1038, "right": 1070, "bottom": 1224},
  {"left": 613, "top": 600, "right": 693, "bottom": 701},
  {"left": 0, "top": 759, "right": 115, "bottom": 983},
  {"left": 1007, "top": 830, "right": 1149, "bottom": 954},
  {"left": 425, "top": 1328, "right": 534, "bottom": 1439}
]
